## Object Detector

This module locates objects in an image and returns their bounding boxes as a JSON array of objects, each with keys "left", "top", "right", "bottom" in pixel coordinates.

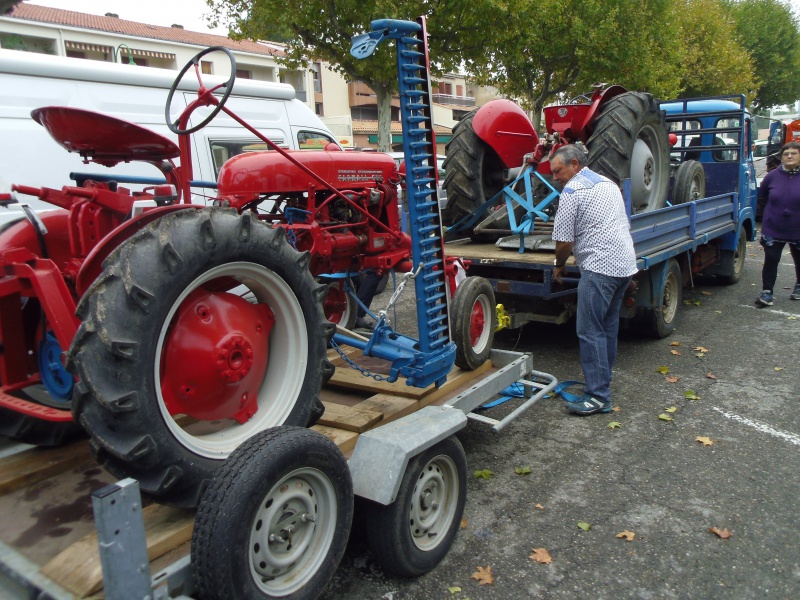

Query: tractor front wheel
[{"left": 68, "top": 209, "right": 333, "bottom": 507}]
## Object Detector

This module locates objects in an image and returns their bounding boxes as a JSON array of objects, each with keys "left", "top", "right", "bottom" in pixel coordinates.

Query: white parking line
[
  {"left": 738, "top": 304, "right": 800, "bottom": 318},
  {"left": 711, "top": 406, "right": 800, "bottom": 447}
]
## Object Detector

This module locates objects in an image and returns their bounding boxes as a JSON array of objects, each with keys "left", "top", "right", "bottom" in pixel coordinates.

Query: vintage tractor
[
  {"left": 442, "top": 86, "right": 672, "bottom": 237},
  {"left": 0, "top": 40, "right": 490, "bottom": 508}
]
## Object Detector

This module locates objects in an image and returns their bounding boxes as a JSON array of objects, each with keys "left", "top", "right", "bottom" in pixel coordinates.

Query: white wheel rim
[
  {"left": 155, "top": 262, "right": 308, "bottom": 458},
  {"left": 662, "top": 270, "right": 679, "bottom": 323},
  {"left": 249, "top": 467, "right": 338, "bottom": 595},
  {"left": 409, "top": 454, "right": 460, "bottom": 552},
  {"left": 631, "top": 123, "right": 666, "bottom": 212}
]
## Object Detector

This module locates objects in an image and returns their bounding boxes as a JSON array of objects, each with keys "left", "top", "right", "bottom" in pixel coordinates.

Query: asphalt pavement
[{"left": 322, "top": 239, "right": 800, "bottom": 600}]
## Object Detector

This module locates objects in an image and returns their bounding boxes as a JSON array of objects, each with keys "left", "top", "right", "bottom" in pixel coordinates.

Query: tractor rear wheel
[
  {"left": 442, "top": 107, "right": 508, "bottom": 224},
  {"left": 67, "top": 208, "right": 334, "bottom": 507},
  {"left": 587, "top": 92, "right": 670, "bottom": 214}
]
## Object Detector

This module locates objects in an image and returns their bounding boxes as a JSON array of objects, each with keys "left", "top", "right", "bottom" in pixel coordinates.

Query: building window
[
  {"left": 315, "top": 103, "right": 324, "bottom": 116},
  {"left": 440, "top": 82, "right": 452, "bottom": 95},
  {"left": 312, "top": 62, "right": 322, "bottom": 93},
  {"left": 66, "top": 50, "right": 86, "bottom": 59},
  {"left": 201, "top": 60, "right": 213, "bottom": 74},
  {"left": 236, "top": 69, "right": 252, "bottom": 79},
  {"left": 456, "top": 84, "right": 463, "bottom": 97}
]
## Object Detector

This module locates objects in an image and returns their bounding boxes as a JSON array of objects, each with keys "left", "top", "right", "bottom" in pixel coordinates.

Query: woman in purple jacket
[{"left": 756, "top": 141, "right": 800, "bottom": 306}]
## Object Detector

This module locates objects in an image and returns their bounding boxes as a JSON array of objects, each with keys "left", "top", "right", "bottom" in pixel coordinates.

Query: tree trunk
[{"left": 375, "top": 85, "right": 393, "bottom": 152}]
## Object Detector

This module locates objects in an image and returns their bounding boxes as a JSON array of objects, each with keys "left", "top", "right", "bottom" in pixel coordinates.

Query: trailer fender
[
  {"left": 348, "top": 405, "right": 467, "bottom": 505},
  {"left": 472, "top": 99, "right": 539, "bottom": 169}
]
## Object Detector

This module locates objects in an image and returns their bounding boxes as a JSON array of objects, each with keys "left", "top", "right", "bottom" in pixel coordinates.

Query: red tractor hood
[{"left": 217, "top": 151, "right": 397, "bottom": 195}]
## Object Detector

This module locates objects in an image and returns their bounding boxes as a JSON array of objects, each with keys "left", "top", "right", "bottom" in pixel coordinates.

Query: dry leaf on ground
[
  {"left": 670, "top": 341, "right": 681, "bottom": 346},
  {"left": 471, "top": 565, "right": 494, "bottom": 585},
  {"left": 694, "top": 346, "right": 710, "bottom": 352},
  {"left": 696, "top": 436, "right": 714, "bottom": 446},
  {"left": 460, "top": 518, "right": 469, "bottom": 529},
  {"left": 530, "top": 548, "right": 552, "bottom": 564},
  {"left": 708, "top": 527, "right": 732, "bottom": 539},
  {"left": 535, "top": 503, "right": 545, "bottom": 510},
  {"left": 671, "top": 350, "right": 682, "bottom": 356},
  {"left": 616, "top": 530, "right": 635, "bottom": 541},
  {"left": 706, "top": 372, "right": 717, "bottom": 380},
  {"left": 665, "top": 375, "right": 681, "bottom": 383}
]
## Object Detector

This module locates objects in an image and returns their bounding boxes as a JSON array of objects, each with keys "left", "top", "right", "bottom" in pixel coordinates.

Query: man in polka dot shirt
[{"left": 551, "top": 144, "right": 638, "bottom": 415}]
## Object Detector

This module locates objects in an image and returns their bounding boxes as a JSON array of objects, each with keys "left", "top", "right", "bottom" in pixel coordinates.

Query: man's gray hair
[{"left": 551, "top": 144, "right": 588, "bottom": 167}]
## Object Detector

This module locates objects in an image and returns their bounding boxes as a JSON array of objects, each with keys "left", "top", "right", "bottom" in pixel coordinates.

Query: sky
[{"left": 26, "top": 0, "right": 229, "bottom": 36}]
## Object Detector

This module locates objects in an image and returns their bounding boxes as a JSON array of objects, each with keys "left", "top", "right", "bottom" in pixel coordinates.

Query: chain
[
  {"left": 329, "top": 338, "right": 393, "bottom": 382},
  {"left": 379, "top": 262, "right": 422, "bottom": 320}
]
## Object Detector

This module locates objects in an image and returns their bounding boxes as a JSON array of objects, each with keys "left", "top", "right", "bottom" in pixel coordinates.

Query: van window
[
  {"left": 298, "top": 130, "right": 335, "bottom": 149},
  {"left": 713, "top": 118, "right": 739, "bottom": 162},
  {"left": 209, "top": 139, "right": 285, "bottom": 176}
]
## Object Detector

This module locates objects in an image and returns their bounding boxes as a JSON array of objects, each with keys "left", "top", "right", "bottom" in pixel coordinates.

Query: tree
[{"left": 723, "top": 0, "right": 800, "bottom": 109}]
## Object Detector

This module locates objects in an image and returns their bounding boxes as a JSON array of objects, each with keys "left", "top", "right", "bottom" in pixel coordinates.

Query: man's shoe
[
  {"left": 791, "top": 284, "right": 800, "bottom": 301},
  {"left": 756, "top": 290, "right": 773, "bottom": 306},
  {"left": 354, "top": 316, "right": 374, "bottom": 331},
  {"left": 566, "top": 395, "right": 612, "bottom": 415}
]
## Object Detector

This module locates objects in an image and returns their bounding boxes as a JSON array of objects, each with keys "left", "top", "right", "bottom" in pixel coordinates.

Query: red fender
[
  {"left": 472, "top": 99, "right": 539, "bottom": 169},
  {"left": 543, "top": 85, "right": 628, "bottom": 143}
]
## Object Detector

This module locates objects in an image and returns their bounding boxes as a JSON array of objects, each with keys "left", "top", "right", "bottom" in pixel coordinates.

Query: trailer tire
[
  {"left": 451, "top": 277, "right": 496, "bottom": 370},
  {"left": 192, "top": 427, "right": 353, "bottom": 600},
  {"left": 443, "top": 108, "right": 507, "bottom": 224},
  {"left": 364, "top": 436, "right": 467, "bottom": 577},
  {"left": 673, "top": 160, "right": 705, "bottom": 205},
  {"left": 717, "top": 227, "right": 746, "bottom": 285},
  {"left": 67, "top": 208, "right": 333, "bottom": 507},
  {"left": 587, "top": 92, "right": 670, "bottom": 214},
  {"left": 638, "top": 258, "right": 682, "bottom": 338}
]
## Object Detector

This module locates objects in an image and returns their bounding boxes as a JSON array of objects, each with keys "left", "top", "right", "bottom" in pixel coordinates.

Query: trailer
[{"left": 446, "top": 95, "right": 758, "bottom": 337}]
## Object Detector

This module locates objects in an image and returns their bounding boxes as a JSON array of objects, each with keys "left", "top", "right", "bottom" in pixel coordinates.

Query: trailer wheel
[
  {"left": 322, "top": 280, "right": 356, "bottom": 330},
  {"left": 67, "top": 209, "right": 333, "bottom": 507},
  {"left": 587, "top": 92, "right": 670, "bottom": 214},
  {"left": 451, "top": 277, "right": 496, "bottom": 370},
  {"left": 639, "top": 258, "right": 682, "bottom": 338},
  {"left": 717, "top": 227, "right": 746, "bottom": 285},
  {"left": 443, "top": 108, "right": 507, "bottom": 224},
  {"left": 364, "top": 436, "right": 467, "bottom": 577},
  {"left": 192, "top": 427, "right": 353, "bottom": 600},
  {"left": 673, "top": 160, "right": 706, "bottom": 205}
]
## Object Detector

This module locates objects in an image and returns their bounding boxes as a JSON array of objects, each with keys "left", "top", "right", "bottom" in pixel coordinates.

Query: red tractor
[
  {"left": 0, "top": 43, "right": 478, "bottom": 507},
  {"left": 442, "top": 86, "right": 672, "bottom": 235}
]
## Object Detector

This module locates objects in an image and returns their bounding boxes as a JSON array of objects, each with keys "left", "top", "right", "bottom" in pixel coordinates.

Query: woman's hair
[{"left": 781, "top": 141, "right": 800, "bottom": 155}]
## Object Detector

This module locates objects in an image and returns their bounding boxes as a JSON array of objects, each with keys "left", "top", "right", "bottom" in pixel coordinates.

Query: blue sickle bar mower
[{"left": 333, "top": 18, "right": 455, "bottom": 388}]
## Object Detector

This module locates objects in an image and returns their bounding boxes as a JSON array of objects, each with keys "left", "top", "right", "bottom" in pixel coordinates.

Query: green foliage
[
  {"left": 722, "top": 0, "right": 800, "bottom": 109},
  {"left": 474, "top": 469, "right": 494, "bottom": 479}
]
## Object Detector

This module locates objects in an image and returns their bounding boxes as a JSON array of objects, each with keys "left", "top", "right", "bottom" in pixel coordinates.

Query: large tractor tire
[
  {"left": 67, "top": 208, "right": 334, "bottom": 507},
  {"left": 442, "top": 107, "right": 508, "bottom": 224},
  {"left": 586, "top": 91, "right": 670, "bottom": 214}
]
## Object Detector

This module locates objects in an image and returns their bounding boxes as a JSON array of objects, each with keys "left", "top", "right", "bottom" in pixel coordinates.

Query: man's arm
[{"left": 553, "top": 241, "right": 574, "bottom": 284}]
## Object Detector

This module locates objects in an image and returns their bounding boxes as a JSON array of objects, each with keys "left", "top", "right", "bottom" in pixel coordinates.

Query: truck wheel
[
  {"left": 451, "top": 277, "right": 496, "bottom": 370},
  {"left": 443, "top": 108, "right": 507, "bottom": 224},
  {"left": 364, "top": 436, "right": 467, "bottom": 577},
  {"left": 718, "top": 227, "right": 746, "bottom": 285},
  {"left": 322, "top": 280, "right": 356, "bottom": 330},
  {"left": 673, "top": 160, "right": 705, "bottom": 205},
  {"left": 639, "top": 258, "right": 682, "bottom": 338},
  {"left": 587, "top": 92, "right": 670, "bottom": 214},
  {"left": 67, "top": 208, "right": 334, "bottom": 507},
  {"left": 192, "top": 427, "right": 352, "bottom": 600}
]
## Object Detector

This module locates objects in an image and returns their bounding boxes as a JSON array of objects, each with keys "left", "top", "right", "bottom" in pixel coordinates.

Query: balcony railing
[{"left": 432, "top": 93, "right": 475, "bottom": 107}]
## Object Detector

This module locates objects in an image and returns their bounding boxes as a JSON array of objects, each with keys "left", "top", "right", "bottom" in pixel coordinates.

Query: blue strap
[{"left": 477, "top": 379, "right": 585, "bottom": 409}]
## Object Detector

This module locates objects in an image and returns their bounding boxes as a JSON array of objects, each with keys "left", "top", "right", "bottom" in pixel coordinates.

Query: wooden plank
[
  {"left": 311, "top": 424, "right": 359, "bottom": 455},
  {"left": 41, "top": 504, "right": 194, "bottom": 598},
  {"left": 447, "top": 240, "right": 574, "bottom": 266},
  {"left": 0, "top": 440, "right": 91, "bottom": 497},
  {"left": 354, "top": 394, "right": 417, "bottom": 425},
  {"left": 317, "top": 402, "right": 383, "bottom": 433},
  {"left": 326, "top": 345, "right": 362, "bottom": 366},
  {"left": 326, "top": 367, "right": 434, "bottom": 399}
]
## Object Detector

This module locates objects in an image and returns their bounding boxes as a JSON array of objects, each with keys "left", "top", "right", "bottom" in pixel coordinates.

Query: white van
[{"left": 0, "top": 48, "right": 338, "bottom": 211}]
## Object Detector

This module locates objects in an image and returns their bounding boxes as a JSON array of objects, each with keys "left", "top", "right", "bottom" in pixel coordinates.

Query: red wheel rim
[{"left": 469, "top": 300, "right": 486, "bottom": 348}]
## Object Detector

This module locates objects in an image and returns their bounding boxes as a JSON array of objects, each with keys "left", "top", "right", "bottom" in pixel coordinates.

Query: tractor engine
[{"left": 215, "top": 150, "right": 411, "bottom": 274}]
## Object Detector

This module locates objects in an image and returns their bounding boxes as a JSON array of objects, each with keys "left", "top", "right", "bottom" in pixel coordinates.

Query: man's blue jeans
[{"left": 576, "top": 270, "right": 632, "bottom": 404}]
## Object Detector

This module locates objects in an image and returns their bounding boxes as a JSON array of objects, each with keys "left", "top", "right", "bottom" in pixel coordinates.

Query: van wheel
[
  {"left": 718, "top": 228, "right": 746, "bottom": 285},
  {"left": 638, "top": 258, "right": 682, "bottom": 338}
]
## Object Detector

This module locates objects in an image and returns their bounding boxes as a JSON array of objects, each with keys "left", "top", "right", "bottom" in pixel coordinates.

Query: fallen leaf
[
  {"left": 789, "top": 316, "right": 798, "bottom": 321},
  {"left": 665, "top": 407, "right": 677, "bottom": 413},
  {"left": 616, "top": 530, "right": 636, "bottom": 541},
  {"left": 708, "top": 527, "right": 732, "bottom": 539},
  {"left": 471, "top": 565, "right": 494, "bottom": 585},
  {"left": 656, "top": 366, "right": 670, "bottom": 374},
  {"left": 607, "top": 421, "right": 621, "bottom": 429},
  {"left": 515, "top": 466, "right": 532, "bottom": 475},
  {"left": 693, "top": 346, "right": 710, "bottom": 352},
  {"left": 671, "top": 350, "right": 682, "bottom": 356},
  {"left": 658, "top": 413, "right": 674, "bottom": 421},
  {"left": 665, "top": 375, "right": 681, "bottom": 383},
  {"left": 696, "top": 436, "right": 714, "bottom": 446},
  {"left": 670, "top": 341, "right": 681, "bottom": 347},
  {"left": 460, "top": 518, "right": 469, "bottom": 529},
  {"left": 474, "top": 469, "right": 493, "bottom": 480},
  {"left": 715, "top": 310, "right": 722, "bottom": 314},
  {"left": 448, "top": 586, "right": 462, "bottom": 594},
  {"left": 695, "top": 352, "right": 706, "bottom": 358},
  {"left": 612, "top": 406, "right": 621, "bottom": 412},
  {"left": 706, "top": 372, "right": 717, "bottom": 380},
  {"left": 684, "top": 390, "right": 701, "bottom": 400},
  {"left": 577, "top": 521, "right": 591, "bottom": 531},
  {"left": 701, "top": 291, "right": 712, "bottom": 296},
  {"left": 534, "top": 503, "right": 545, "bottom": 510},
  {"left": 774, "top": 367, "right": 783, "bottom": 371},
  {"left": 530, "top": 548, "right": 552, "bottom": 564}
]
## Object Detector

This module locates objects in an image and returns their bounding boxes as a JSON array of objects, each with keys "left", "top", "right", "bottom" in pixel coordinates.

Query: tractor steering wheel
[{"left": 165, "top": 46, "right": 237, "bottom": 135}]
